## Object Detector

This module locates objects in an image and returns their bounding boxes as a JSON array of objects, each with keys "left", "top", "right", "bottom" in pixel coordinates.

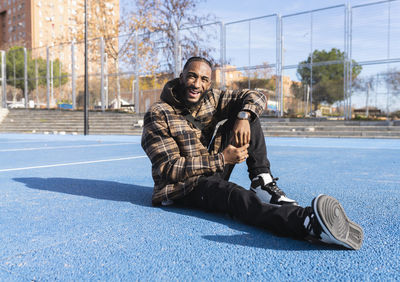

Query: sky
[
  {"left": 196, "top": 0, "right": 369, "bottom": 22},
  {"left": 120, "top": 0, "right": 400, "bottom": 111}
]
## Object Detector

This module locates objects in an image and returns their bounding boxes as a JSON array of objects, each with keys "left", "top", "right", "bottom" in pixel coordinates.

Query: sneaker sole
[{"left": 313, "top": 194, "right": 364, "bottom": 250}]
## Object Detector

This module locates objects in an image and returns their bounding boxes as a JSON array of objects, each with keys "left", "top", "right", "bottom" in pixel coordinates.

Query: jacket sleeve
[
  {"left": 214, "top": 88, "right": 267, "bottom": 120},
  {"left": 141, "top": 105, "right": 224, "bottom": 184}
]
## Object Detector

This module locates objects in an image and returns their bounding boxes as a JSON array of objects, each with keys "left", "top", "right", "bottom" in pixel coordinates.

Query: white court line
[
  {"left": 0, "top": 155, "right": 147, "bottom": 172},
  {"left": 0, "top": 142, "right": 139, "bottom": 152},
  {"left": 0, "top": 140, "right": 50, "bottom": 144}
]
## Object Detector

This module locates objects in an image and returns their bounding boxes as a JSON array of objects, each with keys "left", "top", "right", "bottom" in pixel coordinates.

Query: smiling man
[{"left": 141, "top": 56, "right": 363, "bottom": 250}]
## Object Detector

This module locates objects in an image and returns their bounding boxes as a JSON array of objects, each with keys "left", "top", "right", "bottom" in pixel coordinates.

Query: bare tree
[
  {"left": 131, "top": 0, "right": 217, "bottom": 73},
  {"left": 384, "top": 69, "right": 400, "bottom": 93},
  {"left": 353, "top": 75, "right": 376, "bottom": 117},
  {"left": 59, "top": 0, "right": 157, "bottom": 108}
]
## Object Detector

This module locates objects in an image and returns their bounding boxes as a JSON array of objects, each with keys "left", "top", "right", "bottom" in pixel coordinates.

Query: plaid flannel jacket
[{"left": 141, "top": 78, "right": 266, "bottom": 206}]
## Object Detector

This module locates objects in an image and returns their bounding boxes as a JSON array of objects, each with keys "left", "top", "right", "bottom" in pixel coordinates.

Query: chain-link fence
[{"left": 1, "top": 0, "right": 399, "bottom": 119}]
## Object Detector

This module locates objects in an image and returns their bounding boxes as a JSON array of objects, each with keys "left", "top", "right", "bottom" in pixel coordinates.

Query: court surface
[{"left": 0, "top": 133, "right": 399, "bottom": 281}]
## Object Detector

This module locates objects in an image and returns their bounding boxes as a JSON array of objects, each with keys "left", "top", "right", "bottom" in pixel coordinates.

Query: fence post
[
  {"left": 35, "top": 56, "right": 38, "bottom": 106},
  {"left": 275, "top": 14, "right": 283, "bottom": 117},
  {"left": 220, "top": 22, "right": 225, "bottom": 90},
  {"left": 174, "top": 27, "right": 180, "bottom": 78},
  {"left": 104, "top": 52, "right": 108, "bottom": 108},
  {"left": 349, "top": 5, "right": 353, "bottom": 120},
  {"left": 1, "top": 51, "right": 6, "bottom": 108},
  {"left": 134, "top": 31, "right": 140, "bottom": 114},
  {"left": 46, "top": 47, "right": 50, "bottom": 109},
  {"left": 58, "top": 45, "right": 62, "bottom": 100},
  {"left": 71, "top": 40, "right": 76, "bottom": 110},
  {"left": 100, "top": 37, "right": 105, "bottom": 112},
  {"left": 23, "top": 48, "right": 28, "bottom": 108},
  {"left": 344, "top": 3, "right": 354, "bottom": 120},
  {"left": 386, "top": 1, "right": 391, "bottom": 119},
  {"left": 309, "top": 12, "right": 314, "bottom": 117},
  {"left": 50, "top": 57, "right": 54, "bottom": 106}
]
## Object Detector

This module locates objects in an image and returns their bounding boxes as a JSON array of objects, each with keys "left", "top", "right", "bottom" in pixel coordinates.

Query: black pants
[{"left": 179, "top": 118, "right": 309, "bottom": 238}]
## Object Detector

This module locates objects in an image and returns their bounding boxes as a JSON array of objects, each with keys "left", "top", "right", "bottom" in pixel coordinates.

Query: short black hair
[{"left": 183, "top": 56, "right": 212, "bottom": 70}]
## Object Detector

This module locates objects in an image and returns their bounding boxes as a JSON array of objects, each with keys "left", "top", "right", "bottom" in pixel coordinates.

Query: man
[{"left": 141, "top": 56, "right": 363, "bottom": 250}]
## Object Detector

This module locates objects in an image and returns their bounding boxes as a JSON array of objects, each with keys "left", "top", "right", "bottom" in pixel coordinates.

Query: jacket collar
[{"left": 160, "top": 78, "right": 187, "bottom": 114}]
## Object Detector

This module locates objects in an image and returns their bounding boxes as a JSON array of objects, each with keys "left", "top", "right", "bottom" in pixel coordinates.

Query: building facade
[
  {"left": 0, "top": 0, "right": 119, "bottom": 49},
  {"left": 0, "top": 0, "right": 119, "bottom": 76}
]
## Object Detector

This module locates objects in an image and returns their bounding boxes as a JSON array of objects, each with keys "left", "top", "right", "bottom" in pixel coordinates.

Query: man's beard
[{"left": 181, "top": 85, "right": 208, "bottom": 109}]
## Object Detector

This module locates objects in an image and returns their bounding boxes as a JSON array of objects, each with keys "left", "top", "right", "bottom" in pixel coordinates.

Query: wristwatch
[{"left": 237, "top": 111, "right": 251, "bottom": 120}]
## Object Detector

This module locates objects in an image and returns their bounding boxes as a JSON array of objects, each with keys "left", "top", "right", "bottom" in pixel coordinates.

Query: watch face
[{"left": 238, "top": 111, "right": 249, "bottom": 119}]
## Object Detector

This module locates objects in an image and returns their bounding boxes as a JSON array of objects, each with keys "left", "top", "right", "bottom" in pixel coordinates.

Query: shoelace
[
  {"left": 305, "top": 212, "right": 322, "bottom": 238},
  {"left": 264, "top": 177, "right": 286, "bottom": 196}
]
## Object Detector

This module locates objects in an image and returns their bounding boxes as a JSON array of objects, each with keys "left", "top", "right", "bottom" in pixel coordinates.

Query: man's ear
[{"left": 179, "top": 73, "right": 183, "bottom": 83}]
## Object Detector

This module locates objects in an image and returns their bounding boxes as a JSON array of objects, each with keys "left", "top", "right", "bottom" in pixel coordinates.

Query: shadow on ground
[
  {"left": 14, "top": 177, "right": 338, "bottom": 251},
  {"left": 13, "top": 177, "right": 153, "bottom": 207}
]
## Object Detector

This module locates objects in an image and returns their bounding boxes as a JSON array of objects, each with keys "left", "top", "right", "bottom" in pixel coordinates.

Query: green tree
[
  {"left": 296, "top": 48, "right": 362, "bottom": 109},
  {"left": 6, "top": 46, "right": 68, "bottom": 93}
]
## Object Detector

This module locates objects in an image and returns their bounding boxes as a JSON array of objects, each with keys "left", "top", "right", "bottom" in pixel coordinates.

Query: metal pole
[
  {"left": 221, "top": 22, "right": 226, "bottom": 90},
  {"left": 178, "top": 45, "right": 182, "bottom": 74},
  {"left": 100, "top": 37, "right": 105, "bottom": 112},
  {"left": 134, "top": 31, "right": 140, "bottom": 114},
  {"left": 310, "top": 12, "right": 313, "bottom": 117},
  {"left": 386, "top": 1, "right": 391, "bottom": 119},
  {"left": 220, "top": 22, "right": 225, "bottom": 89},
  {"left": 280, "top": 34, "right": 284, "bottom": 117},
  {"left": 174, "top": 27, "right": 180, "bottom": 78},
  {"left": 366, "top": 82, "right": 370, "bottom": 118},
  {"left": 343, "top": 4, "right": 348, "bottom": 120},
  {"left": 248, "top": 20, "right": 251, "bottom": 89},
  {"left": 275, "top": 15, "right": 281, "bottom": 117},
  {"left": 279, "top": 16, "right": 284, "bottom": 117},
  {"left": 348, "top": 5, "right": 353, "bottom": 120},
  {"left": 50, "top": 57, "right": 54, "bottom": 105},
  {"left": 71, "top": 40, "right": 76, "bottom": 110},
  {"left": 84, "top": 0, "right": 89, "bottom": 135},
  {"left": 105, "top": 52, "right": 108, "bottom": 108},
  {"left": 23, "top": 48, "right": 28, "bottom": 108},
  {"left": 46, "top": 47, "right": 50, "bottom": 109},
  {"left": 35, "top": 56, "right": 38, "bottom": 106},
  {"left": 59, "top": 46, "right": 62, "bottom": 99},
  {"left": 13, "top": 51, "right": 16, "bottom": 97},
  {"left": 1, "top": 51, "right": 6, "bottom": 108},
  {"left": 343, "top": 5, "right": 348, "bottom": 120}
]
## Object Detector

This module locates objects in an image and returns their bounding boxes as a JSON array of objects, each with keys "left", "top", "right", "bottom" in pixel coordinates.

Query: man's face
[{"left": 179, "top": 61, "right": 212, "bottom": 106}]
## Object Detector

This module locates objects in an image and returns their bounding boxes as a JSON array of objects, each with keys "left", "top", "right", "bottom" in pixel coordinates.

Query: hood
[{"left": 160, "top": 78, "right": 185, "bottom": 111}]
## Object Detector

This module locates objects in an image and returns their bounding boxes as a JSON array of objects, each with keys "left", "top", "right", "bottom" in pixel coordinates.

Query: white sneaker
[{"left": 250, "top": 173, "right": 298, "bottom": 205}]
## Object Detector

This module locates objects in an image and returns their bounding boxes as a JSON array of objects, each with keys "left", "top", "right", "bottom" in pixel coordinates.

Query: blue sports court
[{"left": 0, "top": 133, "right": 399, "bottom": 280}]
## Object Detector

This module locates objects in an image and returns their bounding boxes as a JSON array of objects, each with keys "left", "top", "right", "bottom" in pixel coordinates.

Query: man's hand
[
  {"left": 222, "top": 144, "right": 249, "bottom": 165},
  {"left": 232, "top": 119, "right": 251, "bottom": 147}
]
